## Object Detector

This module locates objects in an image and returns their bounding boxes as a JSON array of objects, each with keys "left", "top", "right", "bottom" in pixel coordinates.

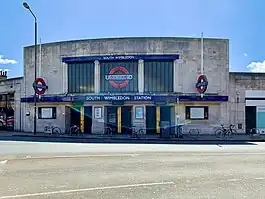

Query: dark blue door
[
  {"left": 84, "top": 106, "right": 92, "bottom": 134},
  {"left": 245, "top": 106, "right": 256, "bottom": 134},
  {"left": 146, "top": 106, "right": 156, "bottom": 134},
  {"left": 121, "top": 106, "right": 132, "bottom": 134},
  {"left": 160, "top": 106, "right": 171, "bottom": 122}
]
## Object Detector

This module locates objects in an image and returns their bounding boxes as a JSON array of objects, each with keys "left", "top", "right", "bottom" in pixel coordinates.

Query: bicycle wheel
[
  {"left": 138, "top": 129, "right": 144, "bottom": 137},
  {"left": 76, "top": 128, "right": 82, "bottom": 136},
  {"left": 44, "top": 126, "right": 48, "bottom": 133},
  {"left": 230, "top": 129, "right": 237, "bottom": 136},
  {"left": 70, "top": 127, "right": 74, "bottom": 135},
  {"left": 215, "top": 129, "right": 223, "bottom": 138},
  {"left": 108, "top": 128, "right": 113, "bottom": 136},
  {"left": 52, "top": 127, "right": 62, "bottom": 134},
  {"left": 177, "top": 127, "right": 183, "bottom": 135},
  {"left": 44, "top": 126, "right": 51, "bottom": 134}
]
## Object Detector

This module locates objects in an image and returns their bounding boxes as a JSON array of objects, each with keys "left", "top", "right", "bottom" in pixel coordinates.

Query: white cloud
[
  {"left": 247, "top": 61, "right": 265, "bottom": 72},
  {"left": 0, "top": 69, "right": 11, "bottom": 72},
  {"left": 244, "top": 53, "right": 248, "bottom": 57},
  {"left": 0, "top": 55, "right": 17, "bottom": 65}
]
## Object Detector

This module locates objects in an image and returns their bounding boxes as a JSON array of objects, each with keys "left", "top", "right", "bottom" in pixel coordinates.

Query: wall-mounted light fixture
[{"left": 236, "top": 91, "right": 240, "bottom": 103}]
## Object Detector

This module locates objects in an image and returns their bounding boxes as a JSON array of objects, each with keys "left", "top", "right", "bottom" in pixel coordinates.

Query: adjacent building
[{"left": 0, "top": 71, "right": 23, "bottom": 131}]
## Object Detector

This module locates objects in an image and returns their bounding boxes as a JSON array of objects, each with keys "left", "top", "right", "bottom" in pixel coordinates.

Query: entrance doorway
[
  {"left": 70, "top": 107, "right": 80, "bottom": 126},
  {"left": 146, "top": 106, "right": 156, "bottom": 134},
  {"left": 106, "top": 106, "right": 118, "bottom": 133},
  {"left": 0, "top": 93, "right": 15, "bottom": 130},
  {"left": 160, "top": 106, "right": 171, "bottom": 122},
  {"left": 121, "top": 106, "right": 132, "bottom": 134},
  {"left": 84, "top": 106, "right": 92, "bottom": 134},
  {"left": 160, "top": 106, "right": 172, "bottom": 134},
  {"left": 245, "top": 106, "right": 256, "bottom": 134}
]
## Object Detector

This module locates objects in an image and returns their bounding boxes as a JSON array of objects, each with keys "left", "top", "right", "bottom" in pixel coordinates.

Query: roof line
[{"left": 24, "top": 36, "right": 229, "bottom": 48}]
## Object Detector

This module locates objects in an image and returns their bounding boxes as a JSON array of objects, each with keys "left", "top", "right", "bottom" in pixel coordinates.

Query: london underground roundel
[
  {"left": 33, "top": 78, "right": 48, "bottom": 95},
  {"left": 105, "top": 66, "right": 133, "bottom": 88},
  {"left": 196, "top": 75, "right": 208, "bottom": 94}
]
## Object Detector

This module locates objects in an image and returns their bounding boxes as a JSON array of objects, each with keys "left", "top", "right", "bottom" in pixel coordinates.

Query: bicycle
[
  {"left": 215, "top": 124, "right": 237, "bottom": 138},
  {"left": 188, "top": 128, "right": 200, "bottom": 137},
  {"left": 170, "top": 125, "right": 184, "bottom": 138},
  {"left": 131, "top": 126, "right": 144, "bottom": 138},
  {"left": 44, "top": 125, "right": 61, "bottom": 135},
  {"left": 70, "top": 125, "right": 82, "bottom": 136},
  {"left": 249, "top": 128, "right": 261, "bottom": 137},
  {"left": 104, "top": 126, "right": 113, "bottom": 136}
]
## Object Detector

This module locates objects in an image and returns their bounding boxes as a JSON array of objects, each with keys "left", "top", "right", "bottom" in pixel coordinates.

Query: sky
[{"left": 1, "top": 0, "right": 265, "bottom": 78}]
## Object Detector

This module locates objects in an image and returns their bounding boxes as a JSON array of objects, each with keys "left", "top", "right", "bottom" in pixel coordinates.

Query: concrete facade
[{"left": 21, "top": 37, "right": 232, "bottom": 134}]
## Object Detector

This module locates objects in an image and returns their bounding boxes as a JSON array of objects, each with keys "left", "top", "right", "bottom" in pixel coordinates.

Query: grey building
[{"left": 16, "top": 37, "right": 264, "bottom": 135}]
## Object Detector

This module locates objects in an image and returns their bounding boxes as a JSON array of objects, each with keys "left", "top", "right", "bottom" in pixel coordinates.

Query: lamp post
[{"left": 23, "top": 2, "right": 37, "bottom": 135}]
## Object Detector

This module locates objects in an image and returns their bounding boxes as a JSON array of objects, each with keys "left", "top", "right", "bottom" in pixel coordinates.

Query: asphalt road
[{"left": 0, "top": 141, "right": 265, "bottom": 198}]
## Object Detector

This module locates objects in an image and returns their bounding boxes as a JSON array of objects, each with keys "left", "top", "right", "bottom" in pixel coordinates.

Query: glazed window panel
[
  {"left": 144, "top": 60, "right": 173, "bottom": 93},
  {"left": 75, "top": 64, "right": 81, "bottom": 93},
  {"left": 38, "top": 107, "right": 56, "bottom": 119},
  {"left": 67, "top": 62, "right": 95, "bottom": 93},
  {"left": 83, "top": 63, "right": 88, "bottom": 93},
  {"left": 185, "top": 106, "right": 209, "bottom": 120}
]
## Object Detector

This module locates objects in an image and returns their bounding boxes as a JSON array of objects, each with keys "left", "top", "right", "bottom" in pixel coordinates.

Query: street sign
[{"left": 33, "top": 78, "right": 48, "bottom": 95}]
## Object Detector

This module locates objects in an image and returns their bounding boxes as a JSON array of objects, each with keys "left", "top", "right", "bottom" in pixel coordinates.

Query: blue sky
[{"left": 1, "top": 0, "right": 264, "bottom": 77}]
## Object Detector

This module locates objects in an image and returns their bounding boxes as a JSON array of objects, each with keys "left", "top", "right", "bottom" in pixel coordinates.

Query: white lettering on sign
[
  {"left": 133, "top": 96, "right": 152, "bottom": 100},
  {"left": 103, "top": 56, "right": 135, "bottom": 60},
  {"left": 105, "top": 75, "right": 133, "bottom": 81},
  {"left": 103, "top": 96, "right": 130, "bottom": 100},
  {"left": 85, "top": 96, "right": 101, "bottom": 101}
]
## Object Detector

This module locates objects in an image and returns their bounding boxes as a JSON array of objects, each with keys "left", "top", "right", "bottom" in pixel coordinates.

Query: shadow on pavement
[{"left": 0, "top": 135, "right": 258, "bottom": 145}]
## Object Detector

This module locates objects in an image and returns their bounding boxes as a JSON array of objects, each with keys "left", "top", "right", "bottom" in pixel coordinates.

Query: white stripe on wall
[
  {"left": 246, "top": 100, "right": 265, "bottom": 106},
  {"left": 246, "top": 90, "right": 265, "bottom": 98}
]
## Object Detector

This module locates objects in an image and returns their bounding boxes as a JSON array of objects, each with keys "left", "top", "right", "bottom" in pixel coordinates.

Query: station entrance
[
  {"left": 68, "top": 104, "right": 173, "bottom": 135},
  {"left": 69, "top": 106, "right": 92, "bottom": 133},
  {"left": 146, "top": 105, "right": 172, "bottom": 134},
  {"left": 106, "top": 106, "right": 118, "bottom": 133},
  {"left": 160, "top": 106, "right": 171, "bottom": 124},
  {"left": 121, "top": 106, "right": 132, "bottom": 134},
  {"left": 84, "top": 106, "right": 92, "bottom": 133},
  {"left": 146, "top": 106, "right": 156, "bottom": 134},
  {"left": 245, "top": 106, "right": 256, "bottom": 134},
  {"left": 106, "top": 106, "right": 133, "bottom": 134}
]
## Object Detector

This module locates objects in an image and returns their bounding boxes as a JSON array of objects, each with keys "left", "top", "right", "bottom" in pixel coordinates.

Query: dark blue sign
[
  {"left": 62, "top": 54, "right": 180, "bottom": 63},
  {"left": 21, "top": 95, "right": 228, "bottom": 103},
  {"left": 73, "top": 95, "right": 176, "bottom": 101}
]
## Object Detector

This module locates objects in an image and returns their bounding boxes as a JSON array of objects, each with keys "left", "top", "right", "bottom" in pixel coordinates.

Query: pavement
[
  {"left": 0, "top": 141, "right": 265, "bottom": 198},
  {"left": 8, "top": 131, "right": 265, "bottom": 143}
]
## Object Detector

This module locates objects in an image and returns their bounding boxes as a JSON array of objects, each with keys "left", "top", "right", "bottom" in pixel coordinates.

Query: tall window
[
  {"left": 144, "top": 60, "right": 173, "bottom": 92},
  {"left": 68, "top": 62, "right": 95, "bottom": 93}
]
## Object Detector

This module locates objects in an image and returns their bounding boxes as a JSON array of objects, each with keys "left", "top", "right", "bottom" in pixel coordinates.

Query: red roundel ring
[
  {"left": 196, "top": 75, "right": 208, "bottom": 94},
  {"left": 109, "top": 66, "right": 130, "bottom": 88},
  {"left": 34, "top": 77, "right": 47, "bottom": 95}
]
